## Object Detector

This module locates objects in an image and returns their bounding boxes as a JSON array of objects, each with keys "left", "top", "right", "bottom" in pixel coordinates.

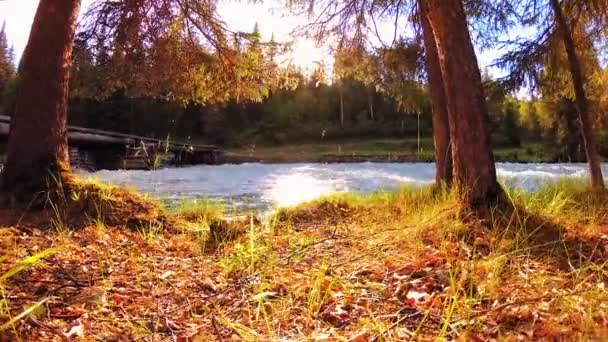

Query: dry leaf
[{"left": 64, "top": 319, "right": 84, "bottom": 338}]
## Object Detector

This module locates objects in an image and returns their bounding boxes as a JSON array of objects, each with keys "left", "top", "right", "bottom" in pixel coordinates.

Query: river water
[{"left": 86, "top": 163, "right": 600, "bottom": 213}]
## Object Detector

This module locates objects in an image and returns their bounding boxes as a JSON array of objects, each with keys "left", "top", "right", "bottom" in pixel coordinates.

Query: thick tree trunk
[
  {"left": 425, "top": 0, "right": 501, "bottom": 207},
  {"left": 418, "top": 0, "right": 452, "bottom": 187},
  {"left": 1, "top": 0, "right": 81, "bottom": 205},
  {"left": 551, "top": 0, "right": 604, "bottom": 190}
]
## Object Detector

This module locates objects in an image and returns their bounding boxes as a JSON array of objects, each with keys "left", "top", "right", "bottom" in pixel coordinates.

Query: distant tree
[
  {"left": 550, "top": 0, "right": 604, "bottom": 189},
  {"left": 333, "top": 44, "right": 381, "bottom": 122},
  {"left": 492, "top": 0, "right": 608, "bottom": 190},
  {"left": 332, "top": 56, "right": 347, "bottom": 129},
  {"left": 519, "top": 99, "right": 543, "bottom": 141},
  {"left": 538, "top": 96, "right": 584, "bottom": 161},
  {"left": 0, "top": 22, "right": 15, "bottom": 110},
  {"left": 481, "top": 70, "right": 523, "bottom": 148},
  {"left": 502, "top": 100, "right": 522, "bottom": 147},
  {"left": 372, "top": 41, "right": 427, "bottom": 113}
]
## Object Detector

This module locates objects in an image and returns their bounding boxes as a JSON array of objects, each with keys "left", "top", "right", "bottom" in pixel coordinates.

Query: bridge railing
[{"left": 0, "top": 114, "right": 219, "bottom": 153}]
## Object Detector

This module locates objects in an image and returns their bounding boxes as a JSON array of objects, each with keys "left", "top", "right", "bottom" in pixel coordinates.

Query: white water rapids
[{"left": 85, "top": 162, "right": 600, "bottom": 213}]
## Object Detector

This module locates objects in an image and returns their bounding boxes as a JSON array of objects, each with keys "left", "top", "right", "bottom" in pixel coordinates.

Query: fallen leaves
[
  {"left": 0, "top": 225, "right": 231, "bottom": 340},
  {"left": 159, "top": 270, "right": 175, "bottom": 280},
  {"left": 1, "top": 197, "right": 608, "bottom": 341},
  {"left": 63, "top": 319, "right": 84, "bottom": 338}
]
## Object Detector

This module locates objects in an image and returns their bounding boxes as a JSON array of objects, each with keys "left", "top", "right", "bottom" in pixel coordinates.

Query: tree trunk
[
  {"left": 1, "top": 0, "right": 81, "bottom": 205},
  {"left": 551, "top": 0, "right": 604, "bottom": 190},
  {"left": 339, "top": 83, "right": 345, "bottom": 128},
  {"left": 419, "top": 0, "right": 452, "bottom": 186},
  {"left": 367, "top": 87, "right": 375, "bottom": 121},
  {"left": 425, "top": 0, "right": 501, "bottom": 207}
]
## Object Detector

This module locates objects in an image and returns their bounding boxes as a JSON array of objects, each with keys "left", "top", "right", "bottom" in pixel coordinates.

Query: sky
[
  {"left": 0, "top": 0, "right": 332, "bottom": 71},
  {"left": 0, "top": 0, "right": 39, "bottom": 58},
  {"left": 0, "top": 0, "right": 501, "bottom": 74}
]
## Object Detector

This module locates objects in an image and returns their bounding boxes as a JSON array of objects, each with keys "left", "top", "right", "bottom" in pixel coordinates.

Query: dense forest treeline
[
  {"left": 67, "top": 76, "right": 434, "bottom": 146},
  {"left": 2, "top": 22, "right": 607, "bottom": 163}
]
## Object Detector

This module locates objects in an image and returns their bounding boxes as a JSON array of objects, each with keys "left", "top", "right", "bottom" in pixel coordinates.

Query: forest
[
  {"left": 3, "top": 15, "right": 608, "bottom": 162},
  {"left": 0, "top": 0, "right": 607, "bottom": 340}
]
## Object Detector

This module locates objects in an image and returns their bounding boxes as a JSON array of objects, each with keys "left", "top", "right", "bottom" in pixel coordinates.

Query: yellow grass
[{"left": 0, "top": 178, "right": 606, "bottom": 340}]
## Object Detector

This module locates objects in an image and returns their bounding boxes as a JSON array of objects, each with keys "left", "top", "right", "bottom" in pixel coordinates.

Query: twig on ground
[
  {"left": 371, "top": 311, "right": 421, "bottom": 341},
  {"left": 28, "top": 318, "right": 67, "bottom": 341},
  {"left": 211, "top": 315, "right": 224, "bottom": 342},
  {"left": 468, "top": 288, "right": 592, "bottom": 318}
]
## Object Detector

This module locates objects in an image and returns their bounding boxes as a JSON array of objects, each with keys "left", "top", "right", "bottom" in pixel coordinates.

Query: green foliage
[
  {"left": 501, "top": 101, "right": 522, "bottom": 147},
  {"left": 538, "top": 97, "right": 585, "bottom": 161},
  {"left": 62, "top": 0, "right": 607, "bottom": 155},
  {"left": 73, "top": 10, "right": 293, "bottom": 106},
  {"left": 375, "top": 40, "right": 428, "bottom": 112},
  {"left": 0, "top": 22, "right": 15, "bottom": 112},
  {"left": 173, "top": 198, "right": 224, "bottom": 225},
  {"left": 518, "top": 99, "right": 542, "bottom": 140},
  {"left": 137, "top": 220, "right": 165, "bottom": 242},
  {"left": 333, "top": 39, "right": 428, "bottom": 113},
  {"left": 489, "top": 0, "right": 608, "bottom": 161},
  {"left": 220, "top": 223, "right": 275, "bottom": 276},
  {"left": 68, "top": 68, "right": 426, "bottom": 146}
]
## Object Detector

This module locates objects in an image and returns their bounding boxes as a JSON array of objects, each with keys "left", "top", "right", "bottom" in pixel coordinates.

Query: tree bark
[
  {"left": 425, "top": 0, "right": 501, "bottom": 207},
  {"left": 550, "top": 0, "right": 604, "bottom": 190},
  {"left": 1, "top": 0, "right": 82, "bottom": 205},
  {"left": 418, "top": 0, "right": 452, "bottom": 187}
]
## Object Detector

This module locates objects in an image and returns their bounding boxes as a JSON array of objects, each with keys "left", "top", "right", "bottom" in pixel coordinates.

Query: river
[{"left": 86, "top": 162, "right": 599, "bottom": 213}]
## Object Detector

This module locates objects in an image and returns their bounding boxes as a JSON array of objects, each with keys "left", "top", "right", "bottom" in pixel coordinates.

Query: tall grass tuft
[{"left": 0, "top": 248, "right": 59, "bottom": 333}]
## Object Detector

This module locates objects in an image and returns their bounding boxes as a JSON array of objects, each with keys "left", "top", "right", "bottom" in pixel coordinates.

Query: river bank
[
  {"left": 0, "top": 140, "right": 566, "bottom": 168},
  {"left": 1, "top": 179, "right": 606, "bottom": 340},
  {"left": 225, "top": 139, "right": 555, "bottom": 164}
]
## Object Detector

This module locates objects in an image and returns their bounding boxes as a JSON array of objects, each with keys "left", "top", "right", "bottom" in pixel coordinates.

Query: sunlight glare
[{"left": 269, "top": 173, "right": 336, "bottom": 208}]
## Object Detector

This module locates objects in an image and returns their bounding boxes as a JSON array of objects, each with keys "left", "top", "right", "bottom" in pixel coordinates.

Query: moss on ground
[{"left": 0, "top": 178, "right": 607, "bottom": 340}]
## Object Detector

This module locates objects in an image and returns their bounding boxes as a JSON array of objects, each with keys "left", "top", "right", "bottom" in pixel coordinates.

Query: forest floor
[
  {"left": 226, "top": 139, "right": 550, "bottom": 164},
  {"left": 1, "top": 179, "right": 607, "bottom": 340}
]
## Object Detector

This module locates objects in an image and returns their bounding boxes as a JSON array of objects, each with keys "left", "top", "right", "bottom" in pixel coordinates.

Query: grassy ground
[
  {"left": 1, "top": 179, "right": 607, "bottom": 340},
  {"left": 226, "top": 138, "right": 551, "bottom": 163}
]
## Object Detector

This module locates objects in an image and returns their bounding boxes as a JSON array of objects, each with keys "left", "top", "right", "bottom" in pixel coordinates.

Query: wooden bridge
[{"left": 0, "top": 115, "right": 224, "bottom": 170}]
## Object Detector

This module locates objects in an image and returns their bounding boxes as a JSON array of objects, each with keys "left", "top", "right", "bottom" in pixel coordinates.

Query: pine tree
[
  {"left": 0, "top": 21, "right": 15, "bottom": 108},
  {"left": 425, "top": 0, "right": 501, "bottom": 207},
  {"left": 488, "top": 0, "right": 608, "bottom": 190}
]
